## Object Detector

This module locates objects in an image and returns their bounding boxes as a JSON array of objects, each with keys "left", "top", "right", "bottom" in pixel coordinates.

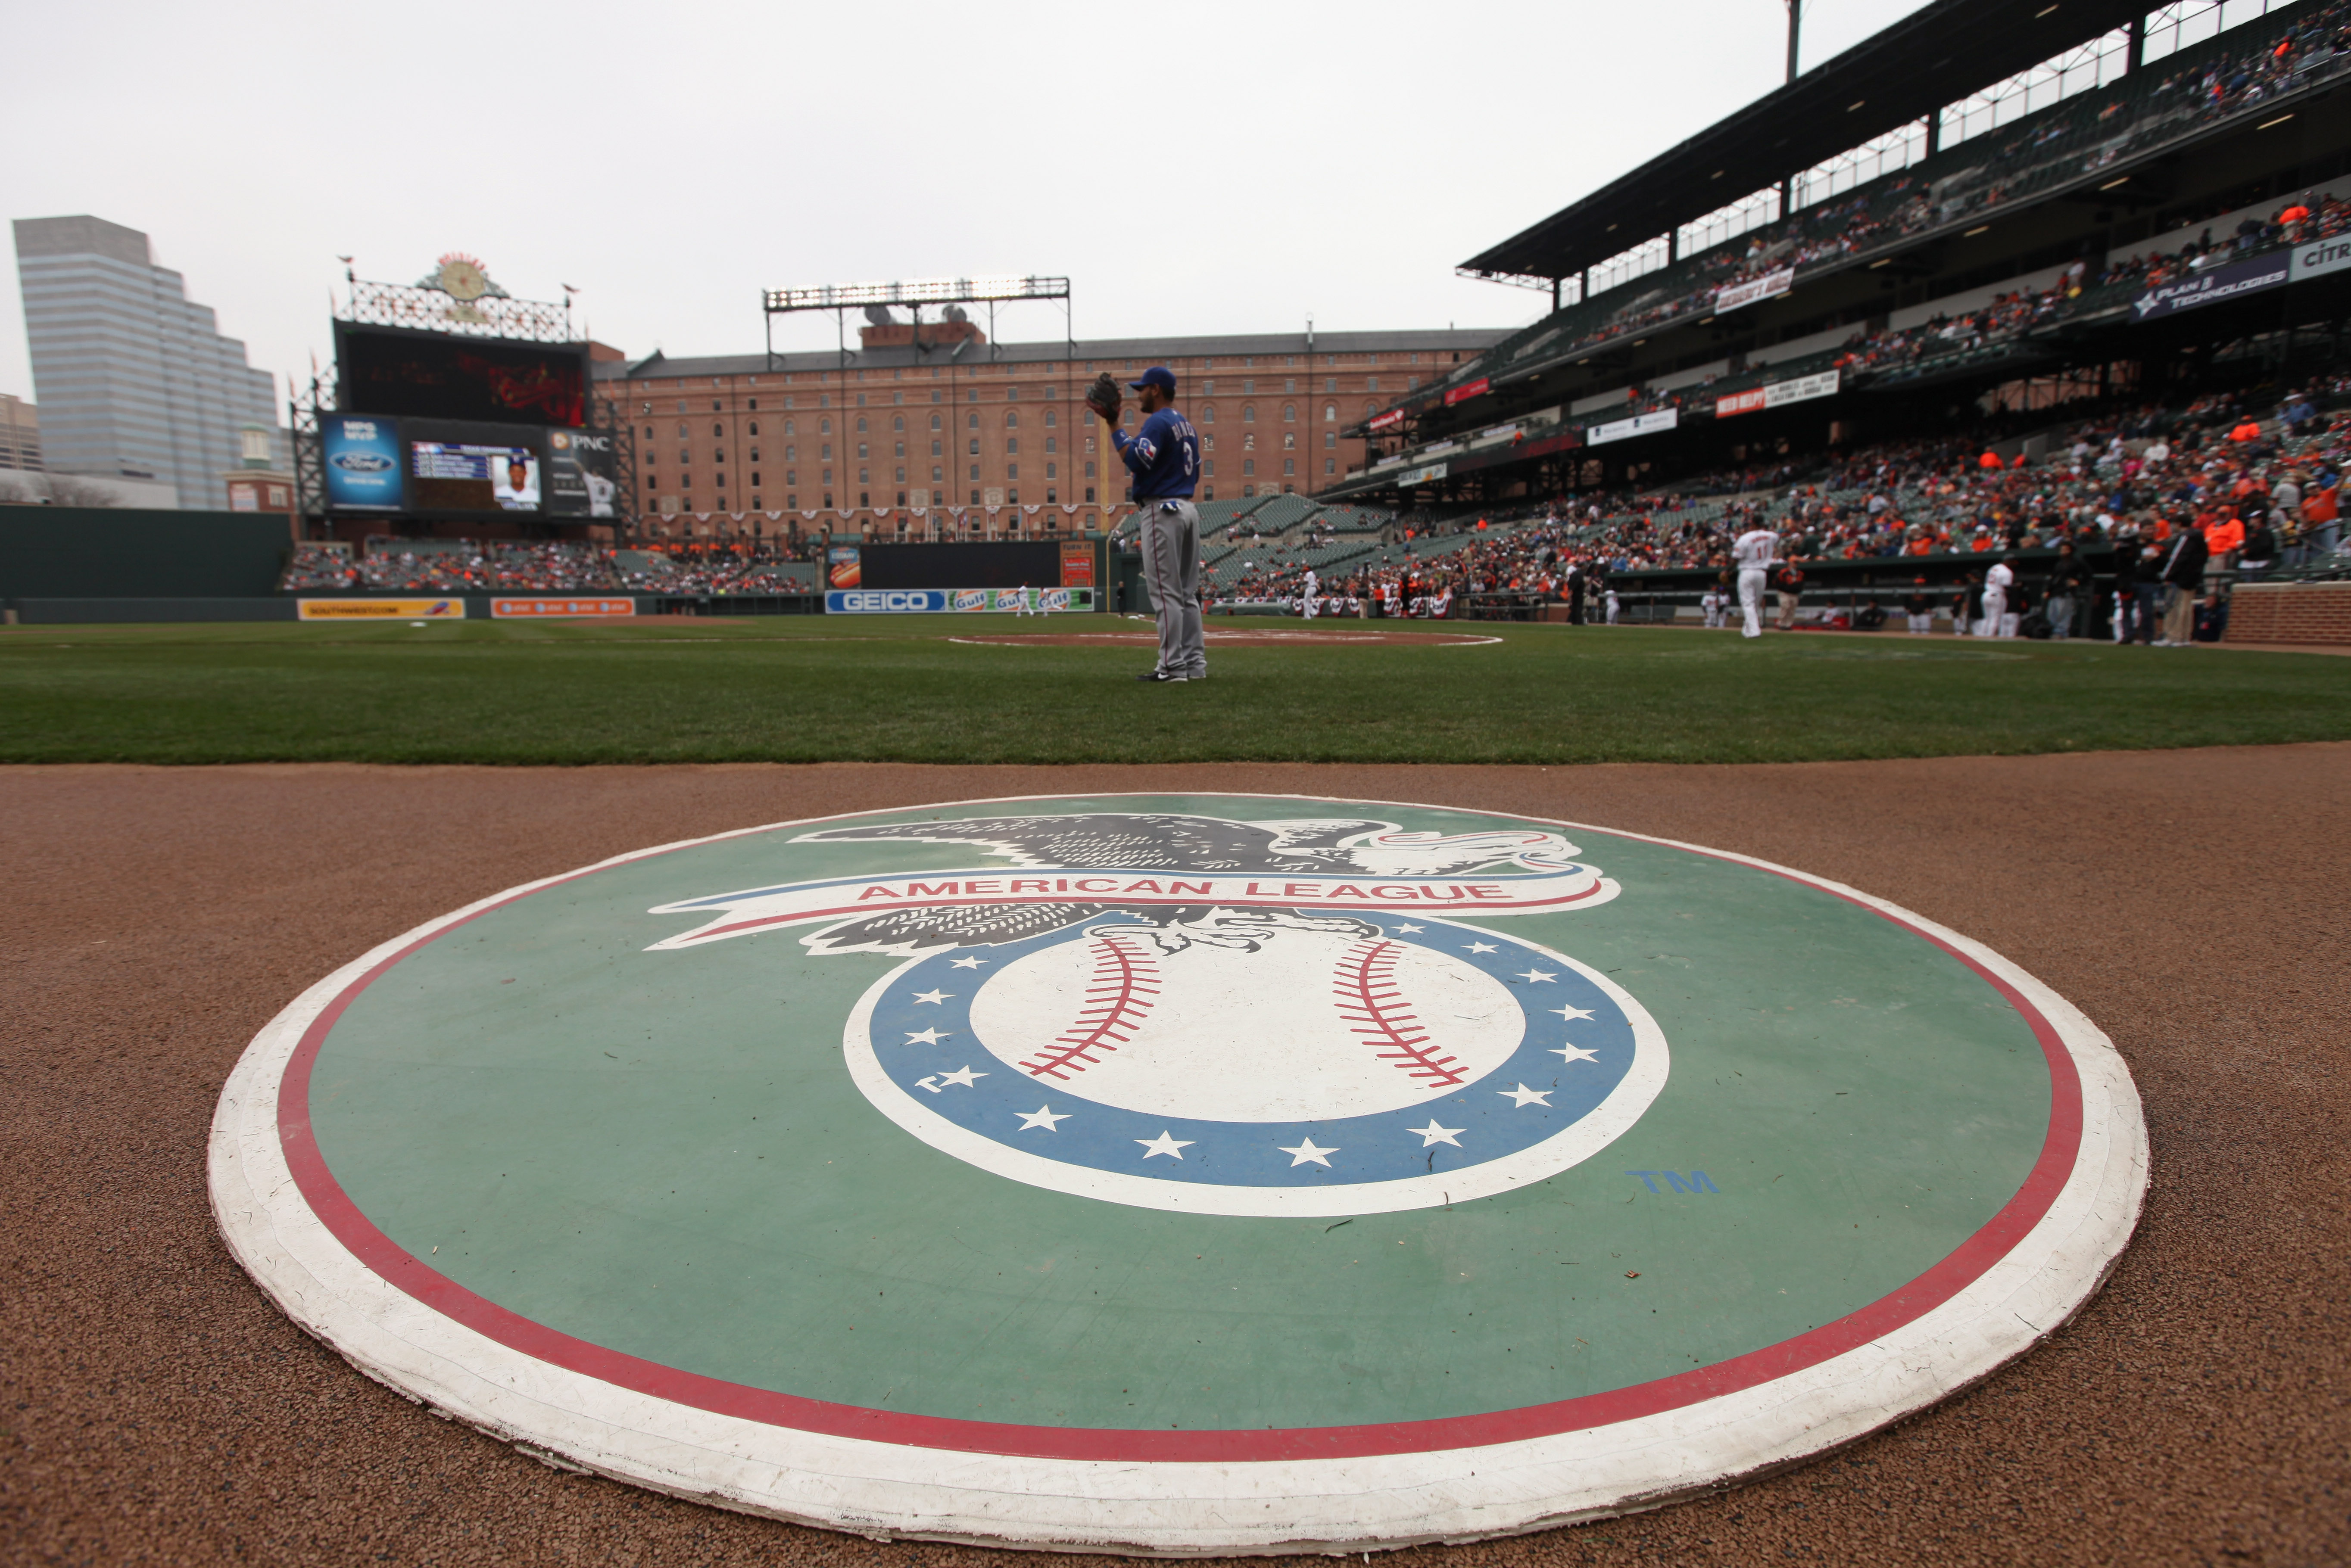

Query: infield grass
[{"left": 1, "top": 614, "right": 2346, "bottom": 765}]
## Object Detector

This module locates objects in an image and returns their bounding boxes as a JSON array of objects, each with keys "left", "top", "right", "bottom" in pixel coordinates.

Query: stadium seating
[
  {"left": 1209, "top": 376, "right": 2351, "bottom": 619},
  {"left": 1401, "top": 0, "right": 2351, "bottom": 436},
  {"left": 278, "top": 539, "right": 820, "bottom": 597}
]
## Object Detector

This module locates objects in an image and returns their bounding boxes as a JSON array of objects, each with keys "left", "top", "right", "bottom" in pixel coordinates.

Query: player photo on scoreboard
[
  {"left": 408, "top": 432, "right": 544, "bottom": 514},
  {"left": 545, "top": 427, "right": 618, "bottom": 518},
  {"left": 491, "top": 448, "right": 539, "bottom": 509}
]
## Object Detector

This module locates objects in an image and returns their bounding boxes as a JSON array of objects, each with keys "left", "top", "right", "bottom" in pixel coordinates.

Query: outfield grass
[{"left": 0, "top": 614, "right": 2346, "bottom": 765}]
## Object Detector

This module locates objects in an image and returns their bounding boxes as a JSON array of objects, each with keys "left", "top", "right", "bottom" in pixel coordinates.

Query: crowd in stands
[
  {"left": 280, "top": 539, "right": 816, "bottom": 596},
  {"left": 280, "top": 541, "right": 623, "bottom": 593},
  {"left": 1389, "top": 177, "right": 2347, "bottom": 485},
  {"left": 1210, "top": 383, "right": 2350, "bottom": 630},
  {"left": 1429, "top": 0, "right": 2351, "bottom": 414}
]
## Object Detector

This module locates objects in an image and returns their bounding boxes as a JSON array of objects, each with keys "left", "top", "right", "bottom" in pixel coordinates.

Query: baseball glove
[{"left": 1084, "top": 371, "right": 1123, "bottom": 424}]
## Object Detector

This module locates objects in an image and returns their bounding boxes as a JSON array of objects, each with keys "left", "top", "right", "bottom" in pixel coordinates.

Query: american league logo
[{"left": 647, "top": 812, "right": 1670, "bottom": 1215}]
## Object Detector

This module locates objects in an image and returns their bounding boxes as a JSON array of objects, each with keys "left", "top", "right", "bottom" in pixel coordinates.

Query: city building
[
  {"left": 222, "top": 423, "right": 297, "bottom": 536},
  {"left": 0, "top": 392, "right": 38, "bottom": 471},
  {"left": 13, "top": 215, "right": 288, "bottom": 510},
  {"left": 592, "top": 326, "right": 1505, "bottom": 538}
]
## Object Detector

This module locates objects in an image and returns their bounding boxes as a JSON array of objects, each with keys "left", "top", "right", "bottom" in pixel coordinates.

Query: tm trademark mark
[{"left": 1625, "top": 1170, "right": 1719, "bottom": 1194}]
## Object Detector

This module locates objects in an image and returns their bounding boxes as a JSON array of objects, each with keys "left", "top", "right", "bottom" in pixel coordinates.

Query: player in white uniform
[
  {"left": 1700, "top": 584, "right": 1724, "bottom": 628},
  {"left": 1732, "top": 525, "right": 1779, "bottom": 638},
  {"left": 1982, "top": 557, "right": 2014, "bottom": 638},
  {"left": 1016, "top": 583, "right": 1039, "bottom": 617},
  {"left": 1301, "top": 568, "right": 1319, "bottom": 619},
  {"left": 1604, "top": 587, "right": 1620, "bottom": 625}
]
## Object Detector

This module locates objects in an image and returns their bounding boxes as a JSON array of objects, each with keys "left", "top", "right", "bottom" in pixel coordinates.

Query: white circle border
[
  {"left": 209, "top": 790, "right": 2149, "bottom": 1556},
  {"left": 842, "top": 929, "right": 1669, "bottom": 1217}
]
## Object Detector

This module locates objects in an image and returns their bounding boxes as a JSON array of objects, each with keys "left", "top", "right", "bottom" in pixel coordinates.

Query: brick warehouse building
[{"left": 591, "top": 326, "right": 1503, "bottom": 540}]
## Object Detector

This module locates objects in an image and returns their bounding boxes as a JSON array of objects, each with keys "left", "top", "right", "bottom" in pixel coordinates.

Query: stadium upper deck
[{"left": 1342, "top": 0, "right": 2351, "bottom": 503}]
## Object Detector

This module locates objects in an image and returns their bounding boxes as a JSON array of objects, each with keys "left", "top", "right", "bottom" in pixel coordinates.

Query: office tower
[{"left": 13, "top": 215, "right": 285, "bottom": 508}]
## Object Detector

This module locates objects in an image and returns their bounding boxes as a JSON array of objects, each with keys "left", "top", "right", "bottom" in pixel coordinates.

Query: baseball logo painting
[
  {"left": 210, "top": 793, "right": 2145, "bottom": 1553},
  {"left": 647, "top": 812, "right": 1663, "bottom": 1214}
]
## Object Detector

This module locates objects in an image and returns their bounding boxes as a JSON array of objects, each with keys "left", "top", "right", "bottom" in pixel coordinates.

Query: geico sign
[{"left": 831, "top": 590, "right": 943, "bottom": 612}]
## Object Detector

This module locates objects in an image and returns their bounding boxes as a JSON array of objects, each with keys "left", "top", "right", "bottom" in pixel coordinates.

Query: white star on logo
[
  {"left": 1498, "top": 1083, "right": 1552, "bottom": 1108},
  {"left": 1016, "top": 1105, "right": 1069, "bottom": 1131},
  {"left": 935, "top": 1064, "right": 987, "bottom": 1088},
  {"left": 1516, "top": 968, "right": 1557, "bottom": 983},
  {"left": 1409, "top": 1120, "right": 1465, "bottom": 1148},
  {"left": 1278, "top": 1137, "right": 1339, "bottom": 1167},
  {"left": 1137, "top": 1130, "right": 1194, "bottom": 1160},
  {"left": 1553, "top": 1043, "right": 1601, "bottom": 1064},
  {"left": 1553, "top": 1004, "right": 1596, "bottom": 1021},
  {"left": 948, "top": 956, "right": 987, "bottom": 969},
  {"left": 1464, "top": 942, "right": 1498, "bottom": 954},
  {"left": 904, "top": 1027, "right": 952, "bottom": 1045},
  {"left": 911, "top": 989, "right": 952, "bottom": 1005},
  {"left": 1391, "top": 923, "right": 1424, "bottom": 933}
]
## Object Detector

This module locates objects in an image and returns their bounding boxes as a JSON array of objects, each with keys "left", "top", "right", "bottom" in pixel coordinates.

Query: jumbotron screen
[{"left": 336, "top": 323, "right": 588, "bottom": 427}]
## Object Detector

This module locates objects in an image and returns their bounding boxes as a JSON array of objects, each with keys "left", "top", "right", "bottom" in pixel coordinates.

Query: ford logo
[{"left": 333, "top": 451, "right": 394, "bottom": 473}]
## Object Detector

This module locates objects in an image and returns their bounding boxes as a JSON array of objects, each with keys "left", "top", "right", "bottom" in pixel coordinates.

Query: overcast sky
[{"left": 2, "top": 0, "right": 1935, "bottom": 411}]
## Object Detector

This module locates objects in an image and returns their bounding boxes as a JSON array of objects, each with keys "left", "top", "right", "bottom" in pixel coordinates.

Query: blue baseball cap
[{"left": 1128, "top": 366, "right": 1176, "bottom": 393}]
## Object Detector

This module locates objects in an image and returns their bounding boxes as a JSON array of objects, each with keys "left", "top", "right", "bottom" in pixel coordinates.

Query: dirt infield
[
  {"left": 5, "top": 750, "right": 2347, "bottom": 1566},
  {"left": 949, "top": 628, "right": 1499, "bottom": 647}
]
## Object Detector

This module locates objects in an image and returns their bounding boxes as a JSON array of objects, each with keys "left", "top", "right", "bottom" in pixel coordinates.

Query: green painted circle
[{"left": 307, "top": 794, "right": 2049, "bottom": 1434}]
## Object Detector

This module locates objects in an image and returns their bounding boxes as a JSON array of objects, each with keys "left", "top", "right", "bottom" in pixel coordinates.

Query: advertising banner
[
  {"left": 1394, "top": 461, "right": 1448, "bottom": 487},
  {"left": 827, "top": 587, "right": 1096, "bottom": 613},
  {"left": 1714, "top": 267, "right": 1795, "bottom": 313},
  {"left": 297, "top": 597, "right": 465, "bottom": 620},
  {"left": 2131, "top": 253, "right": 2290, "bottom": 320},
  {"left": 1714, "top": 367, "right": 1842, "bottom": 418},
  {"left": 2289, "top": 234, "right": 2351, "bottom": 284},
  {"left": 1586, "top": 408, "right": 1680, "bottom": 445},
  {"left": 545, "top": 429, "right": 619, "bottom": 518},
  {"left": 1058, "top": 539, "right": 1096, "bottom": 588},
  {"left": 1367, "top": 409, "right": 1406, "bottom": 432},
  {"left": 1443, "top": 377, "right": 1491, "bottom": 407},
  {"left": 491, "top": 597, "right": 636, "bottom": 618},
  {"left": 827, "top": 546, "right": 862, "bottom": 589},
  {"left": 322, "top": 415, "right": 406, "bottom": 512}
]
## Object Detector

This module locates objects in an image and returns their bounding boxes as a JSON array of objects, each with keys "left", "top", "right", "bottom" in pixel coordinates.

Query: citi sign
[{"left": 2291, "top": 238, "right": 2351, "bottom": 283}]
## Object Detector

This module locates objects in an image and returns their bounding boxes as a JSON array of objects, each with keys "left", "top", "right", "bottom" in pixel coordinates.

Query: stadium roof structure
[
  {"left": 601, "top": 328, "right": 1506, "bottom": 381},
  {"left": 1460, "top": 0, "right": 2154, "bottom": 286}
]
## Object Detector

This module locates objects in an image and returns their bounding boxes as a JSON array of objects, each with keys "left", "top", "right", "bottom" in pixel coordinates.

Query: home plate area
[{"left": 209, "top": 792, "right": 2145, "bottom": 1554}]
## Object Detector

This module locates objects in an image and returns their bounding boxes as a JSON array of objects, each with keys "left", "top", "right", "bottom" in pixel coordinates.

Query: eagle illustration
[{"left": 780, "top": 812, "right": 1577, "bottom": 957}]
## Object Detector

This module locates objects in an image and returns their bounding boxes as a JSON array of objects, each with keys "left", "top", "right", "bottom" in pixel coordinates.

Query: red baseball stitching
[
  {"left": 1333, "top": 939, "right": 1467, "bottom": 1087},
  {"left": 1020, "top": 933, "right": 1160, "bottom": 1080}
]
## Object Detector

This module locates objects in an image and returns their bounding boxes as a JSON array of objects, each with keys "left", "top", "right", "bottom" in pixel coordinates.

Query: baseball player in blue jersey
[{"left": 1101, "top": 367, "right": 1204, "bottom": 682}]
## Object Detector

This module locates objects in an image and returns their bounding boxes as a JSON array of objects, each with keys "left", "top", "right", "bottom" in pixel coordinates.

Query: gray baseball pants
[{"left": 1141, "top": 498, "right": 1205, "bottom": 676}]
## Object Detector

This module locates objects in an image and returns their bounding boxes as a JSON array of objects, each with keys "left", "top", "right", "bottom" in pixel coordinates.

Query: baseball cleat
[{"left": 1135, "top": 669, "right": 1188, "bottom": 683}]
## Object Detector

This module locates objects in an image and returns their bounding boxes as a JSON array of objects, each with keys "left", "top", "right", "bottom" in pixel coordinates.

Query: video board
[
  {"left": 336, "top": 322, "right": 588, "bottom": 427},
  {"left": 321, "top": 411, "right": 620, "bottom": 519}
]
